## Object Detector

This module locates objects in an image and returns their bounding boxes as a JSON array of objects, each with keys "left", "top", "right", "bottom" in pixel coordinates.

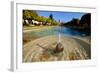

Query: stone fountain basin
[{"left": 23, "top": 35, "right": 90, "bottom": 62}]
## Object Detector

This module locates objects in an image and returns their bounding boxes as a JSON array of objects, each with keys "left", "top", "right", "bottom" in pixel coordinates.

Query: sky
[{"left": 37, "top": 10, "right": 86, "bottom": 23}]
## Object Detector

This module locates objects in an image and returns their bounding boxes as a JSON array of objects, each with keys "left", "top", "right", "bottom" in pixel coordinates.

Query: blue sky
[{"left": 37, "top": 10, "right": 86, "bottom": 23}]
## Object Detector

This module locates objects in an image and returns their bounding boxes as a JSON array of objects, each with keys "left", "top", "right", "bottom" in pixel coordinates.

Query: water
[
  {"left": 55, "top": 26, "right": 88, "bottom": 36},
  {"left": 25, "top": 26, "right": 89, "bottom": 39}
]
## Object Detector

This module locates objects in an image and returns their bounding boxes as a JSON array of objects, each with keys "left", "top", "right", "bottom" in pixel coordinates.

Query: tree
[
  {"left": 49, "top": 14, "right": 53, "bottom": 20},
  {"left": 23, "top": 10, "right": 38, "bottom": 20},
  {"left": 79, "top": 13, "right": 91, "bottom": 26},
  {"left": 71, "top": 18, "right": 80, "bottom": 25},
  {"left": 46, "top": 18, "right": 52, "bottom": 23}
]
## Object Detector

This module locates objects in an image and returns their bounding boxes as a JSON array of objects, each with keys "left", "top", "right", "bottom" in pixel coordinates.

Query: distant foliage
[
  {"left": 23, "top": 10, "right": 59, "bottom": 26},
  {"left": 49, "top": 14, "right": 54, "bottom": 20},
  {"left": 79, "top": 13, "right": 91, "bottom": 26},
  {"left": 62, "top": 13, "right": 91, "bottom": 34},
  {"left": 23, "top": 10, "right": 38, "bottom": 20}
]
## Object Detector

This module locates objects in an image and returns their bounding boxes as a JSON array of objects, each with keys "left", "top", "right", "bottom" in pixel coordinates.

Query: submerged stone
[{"left": 54, "top": 42, "right": 64, "bottom": 53}]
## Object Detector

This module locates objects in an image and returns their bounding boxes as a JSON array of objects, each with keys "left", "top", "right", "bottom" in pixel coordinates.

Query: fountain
[
  {"left": 37, "top": 23, "right": 64, "bottom": 54},
  {"left": 54, "top": 24, "right": 64, "bottom": 53}
]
